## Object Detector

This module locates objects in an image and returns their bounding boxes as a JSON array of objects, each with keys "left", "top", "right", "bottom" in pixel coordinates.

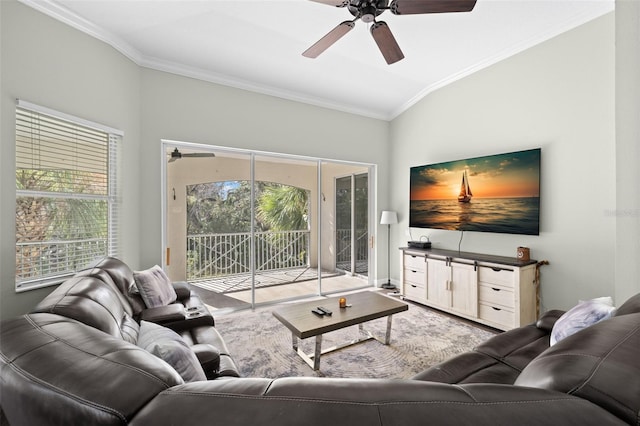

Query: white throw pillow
[
  {"left": 550, "top": 296, "right": 617, "bottom": 346},
  {"left": 134, "top": 265, "right": 178, "bottom": 308}
]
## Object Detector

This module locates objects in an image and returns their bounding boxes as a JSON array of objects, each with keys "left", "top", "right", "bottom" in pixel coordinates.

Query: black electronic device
[
  {"left": 317, "top": 306, "right": 332, "bottom": 316},
  {"left": 408, "top": 241, "right": 431, "bottom": 249},
  {"left": 311, "top": 308, "right": 325, "bottom": 316}
]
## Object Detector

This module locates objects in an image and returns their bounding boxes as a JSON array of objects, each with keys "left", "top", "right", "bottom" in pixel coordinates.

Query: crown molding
[
  {"left": 137, "top": 55, "right": 391, "bottom": 121},
  {"left": 18, "top": 0, "right": 143, "bottom": 64}
]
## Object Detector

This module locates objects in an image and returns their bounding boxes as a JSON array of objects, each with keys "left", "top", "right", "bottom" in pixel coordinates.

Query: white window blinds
[{"left": 15, "top": 102, "right": 122, "bottom": 291}]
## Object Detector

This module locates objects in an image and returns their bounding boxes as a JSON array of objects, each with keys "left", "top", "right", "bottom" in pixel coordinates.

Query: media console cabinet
[{"left": 400, "top": 247, "right": 539, "bottom": 331}]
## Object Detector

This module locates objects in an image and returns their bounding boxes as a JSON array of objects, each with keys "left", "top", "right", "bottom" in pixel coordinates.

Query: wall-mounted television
[{"left": 410, "top": 148, "right": 541, "bottom": 235}]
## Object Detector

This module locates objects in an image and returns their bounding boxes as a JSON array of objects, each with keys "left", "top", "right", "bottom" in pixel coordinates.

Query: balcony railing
[
  {"left": 187, "top": 230, "right": 310, "bottom": 281},
  {"left": 16, "top": 238, "right": 107, "bottom": 285},
  {"left": 335, "top": 228, "right": 369, "bottom": 274}
]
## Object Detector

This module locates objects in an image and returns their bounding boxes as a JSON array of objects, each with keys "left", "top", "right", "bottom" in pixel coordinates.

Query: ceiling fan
[
  {"left": 303, "top": 0, "right": 477, "bottom": 64},
  {"left": 168, "top": 148, "right": 216, "bottom": 162}
]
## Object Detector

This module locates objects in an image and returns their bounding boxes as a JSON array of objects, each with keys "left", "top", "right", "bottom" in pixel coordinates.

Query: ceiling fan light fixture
[{"left": 361, "top": 5, "right": 377, "bottom": 23}]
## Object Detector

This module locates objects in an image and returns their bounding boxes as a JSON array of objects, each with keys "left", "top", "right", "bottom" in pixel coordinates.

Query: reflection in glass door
[{"left": 335, "top": 173, "right": 368, "bottom": 276}]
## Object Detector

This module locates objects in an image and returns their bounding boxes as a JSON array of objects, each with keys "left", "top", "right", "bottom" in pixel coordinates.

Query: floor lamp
[{"left": 380, "top": 210, "right": 398, "bottom": 290}]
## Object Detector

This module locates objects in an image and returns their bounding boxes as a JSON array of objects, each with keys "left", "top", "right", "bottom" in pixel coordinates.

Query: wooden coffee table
[{"left": 272, "top": 291, "right": 408, "bottom": 371}]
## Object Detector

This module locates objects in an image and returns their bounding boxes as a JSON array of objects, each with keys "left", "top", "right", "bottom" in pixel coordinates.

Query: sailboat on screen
[{"left": 458, "top": 170, "right": 472, "bottom": 203}]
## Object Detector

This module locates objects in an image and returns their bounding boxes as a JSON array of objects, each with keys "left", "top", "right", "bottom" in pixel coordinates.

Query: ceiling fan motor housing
[{"left": 348, "top": 0, "right": 389, "bottom": 22}]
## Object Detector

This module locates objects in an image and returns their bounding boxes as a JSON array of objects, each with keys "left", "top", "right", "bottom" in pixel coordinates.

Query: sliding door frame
[{"left": 160, "top": 140, "right": 377, "bottom": 309}]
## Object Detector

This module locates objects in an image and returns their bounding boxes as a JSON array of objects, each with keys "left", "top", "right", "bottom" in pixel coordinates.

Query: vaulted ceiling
[{"left": 23, "top": 0, "right": 614, "bottom": 120}]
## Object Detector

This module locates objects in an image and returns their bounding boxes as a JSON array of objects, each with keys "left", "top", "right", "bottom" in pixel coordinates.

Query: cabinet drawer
[
  {"left": 404, "top": 282, "right": 426, "bottom": 301},
  {"left": 404, "top": 254, "right": 426, "bottom": 271},
  {"left": 479, "top": 302, "right": 514, "bottom": 328},
  {"left": 479, "top": 284, "right": 515, "bottom": 309},
  {"left": 403, "top": 268, "right": 426, "bottom": 286},
  {"left": 478, "top": 266, "right": 514, "bottom": 288}
]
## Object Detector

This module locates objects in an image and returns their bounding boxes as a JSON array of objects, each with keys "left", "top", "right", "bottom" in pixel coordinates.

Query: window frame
[{"left": 15, "top": 100, "right": 123, "bottom": 292}]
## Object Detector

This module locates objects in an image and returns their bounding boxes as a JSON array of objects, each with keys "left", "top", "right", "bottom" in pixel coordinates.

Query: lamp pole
[{"left": 380, "top": 211, "right": 397, "bottom": 290}]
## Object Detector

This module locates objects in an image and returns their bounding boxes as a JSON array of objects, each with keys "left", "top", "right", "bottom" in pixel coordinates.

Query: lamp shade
[{"left": 380, "top": 210, "right": 398, "bottom": 225}]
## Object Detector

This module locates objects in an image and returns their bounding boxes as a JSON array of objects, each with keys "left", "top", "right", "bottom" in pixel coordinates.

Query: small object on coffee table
[
  {"left": 311, "top": 308, "right": 325, "bottom": 316},
  {"left": 317, "top": 307, "right": 332, "bottom": 316},
  {"left": 339, "top": 297, "right": 347, "bottom": 308}
]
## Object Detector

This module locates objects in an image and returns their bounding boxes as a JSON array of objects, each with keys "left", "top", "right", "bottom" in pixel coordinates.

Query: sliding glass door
[
  {"left": 162, "top": 141, "right": 375, "bottom": 310},
  {"left": 335, "top": 173, "right": 369, "bottom": 277}
]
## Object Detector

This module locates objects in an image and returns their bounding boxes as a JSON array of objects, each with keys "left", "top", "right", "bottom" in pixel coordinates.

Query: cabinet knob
[
  {"left": 492, "top": 287, "right": 501, "bottom": 292},
  {"left": 492, "top": 307, "right": 502, "bottom": 311}
]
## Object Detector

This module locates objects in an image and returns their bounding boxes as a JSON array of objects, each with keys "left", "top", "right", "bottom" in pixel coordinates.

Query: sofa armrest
[
  {"left": 139, "top": 304, "right": 186, "bottom": 323},
  {"left": 172, "top": 281, "right": 192, "bottom": 301},
  {"left": 536, "top": 309, "right": 565, "bottom": 332},
  {"left": 191, "top": 343, "right": 220, "bottom": 378}
]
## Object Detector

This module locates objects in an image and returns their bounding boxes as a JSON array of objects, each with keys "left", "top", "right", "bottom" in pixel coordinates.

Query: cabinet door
[
  {"left": 450, "top": 262, "right": 478, "bottom": 316},
  {"left": 426, "top": 258, "right": 450, "bottom": 308}
]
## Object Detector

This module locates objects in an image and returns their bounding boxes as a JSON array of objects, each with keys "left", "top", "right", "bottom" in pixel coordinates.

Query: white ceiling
[{"left": 22, "top": 0, "right": 614, "bottom": 120}]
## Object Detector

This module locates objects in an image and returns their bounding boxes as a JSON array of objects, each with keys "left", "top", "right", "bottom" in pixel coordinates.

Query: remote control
[
  {"left": 311, "top": 308, "right": 325, "bottom": 316},
  {"left": 317, "top": 306, "right": 332, "bottom": 316}
]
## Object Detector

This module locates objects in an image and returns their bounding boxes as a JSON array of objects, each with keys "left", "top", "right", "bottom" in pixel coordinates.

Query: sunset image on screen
[{"left": 409, "top": 149, "right": 541, "bottom": 235}]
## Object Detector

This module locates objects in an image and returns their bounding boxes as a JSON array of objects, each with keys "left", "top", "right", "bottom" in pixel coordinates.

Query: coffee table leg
[
  {"left": 292, "top": 333, "right": 298, "bottom": 351},
  {"left": 313, "top": 335, "right": 322, "bottom": 371},
  {"left": 384, "top": 315, "right": 393, "bottom": 344}
]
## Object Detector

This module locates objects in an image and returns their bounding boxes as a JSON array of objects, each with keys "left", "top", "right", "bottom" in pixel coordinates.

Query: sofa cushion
[
  {"left": 615, "top": 292, "right": 640, "bottom": 316},
  {"left": 0, "top": 313, "right": 183, "bottom": 426},
  {"left": 31, "top": 276, "right": 139, "bottom": 341},
  {"left": 137, "top": 321, "right": 207, "bottom": 382},
  {"left": 84, "top": 256, "right": 148, "bottom": 315},
  {"left": 515, "top": 312, "right": 640, "bottom": 425},
  {"left": 134, "top": 265, "right": 178, "bottom": 308},
  {"left": 550, "top": 297, "right": 616, "bottom": 345}
]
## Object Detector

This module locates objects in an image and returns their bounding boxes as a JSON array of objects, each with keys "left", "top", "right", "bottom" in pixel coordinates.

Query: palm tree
[{"left": 257, "top": 185, "right": 309, "bottom": 231}]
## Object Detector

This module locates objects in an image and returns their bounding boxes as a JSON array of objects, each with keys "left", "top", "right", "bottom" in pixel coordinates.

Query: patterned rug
[{"left": 214, "top": 298, "right": 498, "bottom": 379}]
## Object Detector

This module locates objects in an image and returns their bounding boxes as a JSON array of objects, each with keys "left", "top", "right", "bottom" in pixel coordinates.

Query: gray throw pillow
[
  {"left": 137, "top": 320, "right": 206, "bottom": 382},
  {"left": 134, "top": 265, "right": 177, "bottom": 308}
]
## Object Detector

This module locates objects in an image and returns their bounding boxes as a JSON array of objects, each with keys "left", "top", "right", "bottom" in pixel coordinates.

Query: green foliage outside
[{"left": 186, "top": 181, "right": 309, "bottom": 235}]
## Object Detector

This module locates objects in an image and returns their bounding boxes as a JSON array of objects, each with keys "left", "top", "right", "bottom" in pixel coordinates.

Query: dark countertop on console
[{"left": 399, "top": 247, "right": 537, "bottom": 267}]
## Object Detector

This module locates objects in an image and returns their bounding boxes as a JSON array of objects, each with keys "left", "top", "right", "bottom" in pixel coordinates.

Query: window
[{"left": 15, "top": 101, "right": 122, "bottom": 291}]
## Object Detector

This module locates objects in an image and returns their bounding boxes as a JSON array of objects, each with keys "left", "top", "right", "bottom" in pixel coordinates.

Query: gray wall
[
  {"left": 389, "top": 13, "right": 617, "bottom": 311},
  {"left": 0, "top": 1, "right": 141, "bottom": 318},
  {"left": 615, "top": 0, "right": 640, "bottom": 303},
  {"left": 386, "top": 3, "right": 640, "bottom": 309}
]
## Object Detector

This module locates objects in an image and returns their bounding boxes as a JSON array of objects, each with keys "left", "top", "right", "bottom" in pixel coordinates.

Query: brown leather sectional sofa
[{"left": 1, "top": 257, "right": 639, "bottom": 425}]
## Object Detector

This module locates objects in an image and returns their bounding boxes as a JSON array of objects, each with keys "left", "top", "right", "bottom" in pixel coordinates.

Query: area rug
[{"left": 214, "top": 298, "right": 497, "bottom": 379}]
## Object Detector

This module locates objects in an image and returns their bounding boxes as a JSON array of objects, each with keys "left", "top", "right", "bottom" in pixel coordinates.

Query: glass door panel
[
  {"left": 354, "top": 173, "right": 369, "bottom": 276},
  {"left": 335, "top": 176, "right": 353, "bottom": 273},
  {"left": 164, "top": 144, "right": 252, "bottom": 310},
  {"left": 252, "top": 154, "right": 318, "bottom": 304}
]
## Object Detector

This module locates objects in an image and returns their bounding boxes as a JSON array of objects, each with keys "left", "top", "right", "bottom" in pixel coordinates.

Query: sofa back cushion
[
  {"left": 84, "top": 256, "right": 147, "bottom": 315},
  {"left": 32, "top": 276, "right": 139, "bottom": 343},
  {"left": 615, "top": 292, "right": 640, "bottom": 316},
  {"left": 0, "top": 313, "right": 182, "bottom": 426},
  {"left": 515, "top": 312, "right": 640, "bottom": 424}
]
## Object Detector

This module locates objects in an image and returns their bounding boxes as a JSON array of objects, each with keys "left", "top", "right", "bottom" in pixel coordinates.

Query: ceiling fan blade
[
  {"left": 390, "top": 0, "right": 476, "bottom": 15},
  {"left": 303, "top": 21, "right": 355, "bottom": 59},
  {"left": 183, "top": 153, "right": 215, "bottom": 158},
  {"left": 308, "top": 0, "right": 349, "bottom": 6},
  {"left": 370, "top": 21, "right": 404, "bottom": 65}
]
